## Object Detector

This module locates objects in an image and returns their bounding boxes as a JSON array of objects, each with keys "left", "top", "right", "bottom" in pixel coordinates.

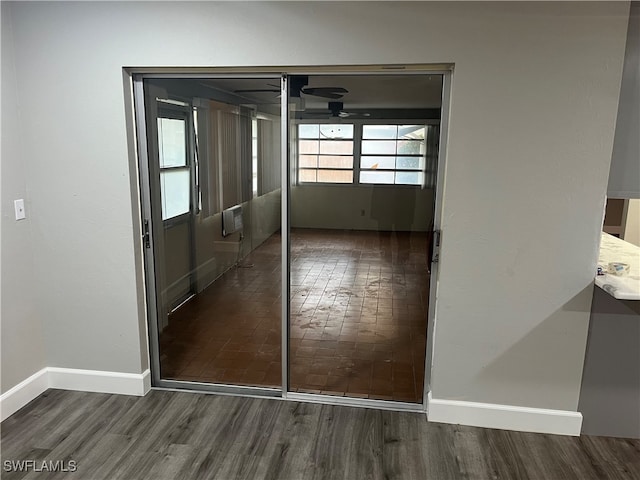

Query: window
[
  {"left": 298, "top": 124, "right": 354, "bottom": 183},
  {"left": 296, "top": 123, "right": 436, "bottom": 186},
  {"left": 360, "top": 125, "right": 425, "bottom": 185},
  {"left": 157, "top": 110, "right": 191, "bottom": 220}
]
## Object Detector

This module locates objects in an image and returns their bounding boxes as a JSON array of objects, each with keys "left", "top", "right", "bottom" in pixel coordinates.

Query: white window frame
[
  {"left": 295, "top": 118, "right": 439, "bottom": 187},
  {"left": 359, "top": 124, "right": 427, "bottom": 186},
  {"left": 296, "top": 121, "right": 356, "bottom": 184},
  {"left": 157, "top": 102, "right": 194, "bottom": 225}
]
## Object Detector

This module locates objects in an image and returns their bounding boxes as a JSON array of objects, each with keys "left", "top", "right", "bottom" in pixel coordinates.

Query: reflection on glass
[{"left": 148, "top": 77, "right": 282, "bottom": 390}]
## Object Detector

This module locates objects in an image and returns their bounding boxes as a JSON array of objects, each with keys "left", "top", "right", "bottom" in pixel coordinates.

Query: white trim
[
  {"left": 0, "top": 368, "right": 49, "bottom": 422},
  {"left": 426, "top": 392, "right": 583, "bottom": 436},
  {"left": 0, "top": 368, "right": 151, "bottom": 422},
  {"left": 48, "top": 368, "right": 151, "bottom": 396}
]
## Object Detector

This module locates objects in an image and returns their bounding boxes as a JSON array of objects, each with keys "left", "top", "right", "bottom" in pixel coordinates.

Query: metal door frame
[{"left": 129, "top": 64, "right": 453, "bottom": 412}]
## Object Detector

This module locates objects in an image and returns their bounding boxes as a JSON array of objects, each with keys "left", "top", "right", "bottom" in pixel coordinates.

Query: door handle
[
  {"left": 429, "top": 229, "right": 441, "bottom": 264},
  {"left": 143, "top": 220, "right": 151, "bottom": 249}
]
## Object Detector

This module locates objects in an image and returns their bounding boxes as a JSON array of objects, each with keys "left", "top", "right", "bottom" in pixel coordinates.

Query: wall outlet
[{"left": 14, "top": 199, "right": 26, "bottom": 220}]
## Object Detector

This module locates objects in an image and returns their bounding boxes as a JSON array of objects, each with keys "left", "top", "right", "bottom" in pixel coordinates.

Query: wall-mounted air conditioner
[{"left": 222, "top": 205, "right": 243, "bottom": 237}]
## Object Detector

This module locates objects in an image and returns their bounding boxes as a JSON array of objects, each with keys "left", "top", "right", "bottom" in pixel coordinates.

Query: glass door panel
[
  {"left": 143, "top": 77, "right": 283, "bottom": 389},
  {"left": 287, "top": 74, "right": 442, "bottom": 402}
]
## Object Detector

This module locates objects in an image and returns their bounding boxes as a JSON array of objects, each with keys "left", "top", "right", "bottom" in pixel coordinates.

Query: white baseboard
[
  {"left": 0, "top": 368, "right": 49, "bottom": 422},
  {"left": 1, "top": 367, "right": 151, "bottom": 422},
  {"left": 426, "top": 392, "right": 583, "bottom": 436},
  {"left": 48, "top": 367, "right": 151, "bottom": 396}
]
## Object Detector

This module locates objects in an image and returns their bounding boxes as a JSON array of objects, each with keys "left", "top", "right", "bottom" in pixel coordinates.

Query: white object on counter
[{"left": 595, "top": 232, "right": 640, "bottom": 300}]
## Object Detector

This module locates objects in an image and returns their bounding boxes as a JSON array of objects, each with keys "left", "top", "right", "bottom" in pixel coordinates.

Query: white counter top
[{"left": 595, "top": 232, "right": 640, "bottom": 300}]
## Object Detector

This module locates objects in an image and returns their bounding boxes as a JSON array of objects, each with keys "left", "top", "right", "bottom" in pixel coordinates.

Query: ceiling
[{"left": 196, "top": 74, "right": 443, "bottom": 110}]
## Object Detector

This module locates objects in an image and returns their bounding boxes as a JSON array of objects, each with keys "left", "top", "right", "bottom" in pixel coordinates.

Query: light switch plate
[{"left": 14, "top": 199, "right": 26, "bottom": 220}]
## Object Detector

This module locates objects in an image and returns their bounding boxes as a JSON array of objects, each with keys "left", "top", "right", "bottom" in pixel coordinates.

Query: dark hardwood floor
[
  {"left": 1, "top": 389, "right": 639, "bottom": 480},
  {"left": 161, "top": 229, "right": 429, "bottom": 402}
]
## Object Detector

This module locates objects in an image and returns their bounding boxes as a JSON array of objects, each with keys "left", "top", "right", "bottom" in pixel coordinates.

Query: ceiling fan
[
  {"left": 233, "top": 85, "right": 348, "bottom": 99},
  {"left": 298, "top": 101, "right": 371, "bottom": 119},
  {"left": 234, "top": 76, "right": 348, "bottom": 100}
]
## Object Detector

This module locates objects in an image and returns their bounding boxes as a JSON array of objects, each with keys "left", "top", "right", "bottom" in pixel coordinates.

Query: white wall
[
  {"left": 1, "top": 3, "right": 47, "bottom": 393},
  {"left": 3, "top": 1, "right": 629, "bottom": 415},
  {"left": 608, "top": 1, "right": 639, "bottom": 198},
  {"left": 291, "top": 185, "right": 433, "bottom": 231},
  {"left": 163, "top": 222, "right": 191, "bottom": 305},
  {"left": 191, "top": 189, "right": 281, "bottom": 293}
]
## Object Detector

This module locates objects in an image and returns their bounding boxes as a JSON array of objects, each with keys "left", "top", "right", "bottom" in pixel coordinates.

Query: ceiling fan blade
[
  {"left": 301, "top": 87, "right": 348, "bottom": 99},
  {"left": 297, "top": 111, "right": 332, "bottom": 119},
  {"left": 303, "top": 87, "right": 348, "bottom": 94},
  {"left": 234, "top": 89, "right": 280, "bottom": 94},
  {"left": 304, "top": 91, "right": 344, "bottom": 100}
]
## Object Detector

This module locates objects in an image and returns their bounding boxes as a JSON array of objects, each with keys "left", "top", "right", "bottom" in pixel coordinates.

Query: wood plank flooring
[
  {"left": 2, "top": 389, "right": 639, "bottom": 480},
  {"left": 161, "top": 229, "right": 429, "bottom": 402}
]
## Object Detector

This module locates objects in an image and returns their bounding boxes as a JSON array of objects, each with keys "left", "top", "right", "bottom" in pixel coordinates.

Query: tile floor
[{"left": 160, "top": 229, "right": 430, "bottom": 403}]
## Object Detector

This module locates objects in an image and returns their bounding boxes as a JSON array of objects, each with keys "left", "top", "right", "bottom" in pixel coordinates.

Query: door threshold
[
  {"left": 152, "top": 382, "right": 425, "bottom": 413},
  {"left": 286, "top": 392, "right": 425, "bottom": 413},
  {"left": 153, "top": 380, "right": 282, "bottom": 399}
]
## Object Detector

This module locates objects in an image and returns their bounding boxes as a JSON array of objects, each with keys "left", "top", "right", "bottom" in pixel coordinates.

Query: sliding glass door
[
  {"left": 286, "top": 74, "right": 443, "bottom": 403},
  {"left": 135, "top": 69, "right": 446, "bottom": 409},
  {"left": 140, "top": 77, "right": 283, "bottom": 392}
]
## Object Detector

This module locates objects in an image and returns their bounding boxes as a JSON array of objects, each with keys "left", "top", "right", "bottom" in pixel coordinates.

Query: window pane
[
  {"left": 299, "top": 155, "right": 318, "bottom": 168},
  {"left": 318, "top": 156, "right": 353, "bottom": 169},
  {"left": 299, "top": 140, "right": 320, "bottom": 154},
  {"left": 161, "top": 169, "right": 190, "bottom": 220},
  {"left": 299, "top": 124, "right": 320, "bottom": 138},
  {"left": 360, "top": 156, "right": 396, "bottom": 169},
  {"left": 320, "top": 124, "right": 354, "bottom": 139},
  {"left": 360, "top": 171, "right": 395, "bottom": 184},
  {"left": 398, "top": 125, "right": 425, "bottom": 140},
  {"left": 396, "top": 171, "right": 423, "bottom": 185},
  {"left": 361, "top": 140, "right": 396, "bottom": 155},
  {"left": 319, "top": 140, "right": 353, "bottom": 155},
  {"left": 299, "top": 169, "right": 317, "bottom": 183},
  {"left": 317, "top": 170, "right": 353, "bottom": 183},
  {"left": 362, "top": 125, "right": 398, "bottom": 139},
  {"left": 158, "top": 118, "right": 187, "bottom": 167},
  {"left": 397, "top": 140, "right": 424, "bottom": 155},
  {"left": 396, "top": 156, "right": 424, "bottom": 170}
]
